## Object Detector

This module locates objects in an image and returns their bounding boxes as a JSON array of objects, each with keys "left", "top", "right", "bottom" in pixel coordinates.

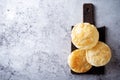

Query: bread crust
[
  {"left": 86, "top": 41, "right": 111, "bottom": 67},
  {"left": 68, "top": 49, "right": 92, "bottom": 73},
  {"left": 71, "top": 23, "right": 99, "bottom": 49}
]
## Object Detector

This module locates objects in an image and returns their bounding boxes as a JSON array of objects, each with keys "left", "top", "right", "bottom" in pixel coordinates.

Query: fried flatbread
[
  {"left": 71, "top": 23, "right": 99, "bottom": 49},
  {"left": 68, "top": 49, "right": 92, "bottom": 73},
  {"left": 86, "top": 41, "right": 111, "bottom": 67}
]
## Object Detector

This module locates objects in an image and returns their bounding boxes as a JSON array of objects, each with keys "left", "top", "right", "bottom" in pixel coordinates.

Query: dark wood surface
[
  {"left": 71, "top": 3, "right": 105, "bottom": 75},
  {"left": 83, "top": 3, "right": 95, "bottom": 25}
]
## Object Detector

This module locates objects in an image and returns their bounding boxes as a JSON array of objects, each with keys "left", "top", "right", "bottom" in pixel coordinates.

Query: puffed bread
[
  {"left": 71, "top": 23, "right": 99, "bottom": 49},
  {"left": 68, "top": 49, "right": 92, "bottom": 73},
  {"left": 86, "top": 41, "right": 111, "bottom": 67}
]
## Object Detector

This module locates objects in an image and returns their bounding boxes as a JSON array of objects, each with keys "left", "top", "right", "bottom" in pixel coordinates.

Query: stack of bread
[{"left": 68, "top": 23, "right": 111, "bottom": 73}]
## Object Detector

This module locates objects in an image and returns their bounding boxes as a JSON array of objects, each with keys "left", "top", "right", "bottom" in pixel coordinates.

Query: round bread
[
  {"left": 68, "top": 49, "right": 92, "bottom": 73},
  {"left": 71, "top": 23, "right": 99, "bottom": 49},
  {"left": 86, "top": 41, "right": 111, "bottom": 67}
]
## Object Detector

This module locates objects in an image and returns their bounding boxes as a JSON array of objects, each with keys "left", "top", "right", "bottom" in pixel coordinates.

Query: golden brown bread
[
  {"left": 86, "top": 41, "right": 111, "bottom": 67},
  {"left": 71, "top": 23, "right": 99, "bottom": 49},
  {"left": 68, "top": 49, "right": 92, "bottom": 73}
]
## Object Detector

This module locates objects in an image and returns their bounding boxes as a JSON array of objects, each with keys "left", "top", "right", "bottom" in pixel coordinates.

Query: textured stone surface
[{"left": 0, "top": 0, "right": 120, "bottom": 80}]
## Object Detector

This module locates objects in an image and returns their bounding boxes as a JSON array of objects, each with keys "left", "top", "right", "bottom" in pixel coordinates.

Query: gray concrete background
[{"left": 0, "top": 0, "right": 120, "bottom": 80}]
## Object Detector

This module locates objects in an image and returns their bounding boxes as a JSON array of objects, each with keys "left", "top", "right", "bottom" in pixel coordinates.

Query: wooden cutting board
[{"left": 71, "top": 3, "right": 105, "bottom": 75}]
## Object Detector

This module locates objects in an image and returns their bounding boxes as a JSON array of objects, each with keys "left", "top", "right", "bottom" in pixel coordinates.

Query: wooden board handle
[{"left": 83, "top": 4, "right": 95, "bottom": 25}]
